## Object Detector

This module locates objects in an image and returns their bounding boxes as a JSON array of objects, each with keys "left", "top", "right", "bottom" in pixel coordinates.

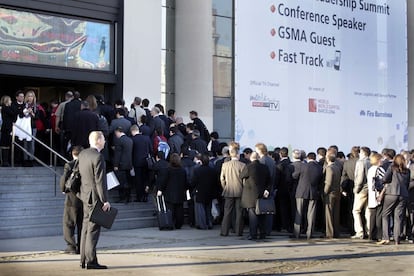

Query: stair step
[
  {"left": 0, "top": 167, "right": 157, "bottom": 239},
  {"left": 0, "top": 217, "right": 157, "bottom": 239}
]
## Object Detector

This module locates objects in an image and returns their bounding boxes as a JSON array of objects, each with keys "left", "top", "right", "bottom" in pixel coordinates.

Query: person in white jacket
[{"left": 367, "top": 153, "right": 385, "bottom": 241}]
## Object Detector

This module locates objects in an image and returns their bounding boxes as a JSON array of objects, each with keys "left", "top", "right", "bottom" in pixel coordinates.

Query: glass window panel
[
  {"left": 213, "top": 16, "right": 232, "bottom": 57},
  {"left": 213, "top": 97, "right": 233, "bottom": 139},
  {"left": 161, "top": 50, "right": 175, "bottom": 94},
  {"left": 213, "top": 0, "right": 233, "bottom": 17},
  {"left": 213, "top": 57, "right": 232, "bottom": 97}
]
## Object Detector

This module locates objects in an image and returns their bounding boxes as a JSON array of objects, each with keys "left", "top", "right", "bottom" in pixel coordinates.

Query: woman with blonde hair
[{"left": 14, "top": 90, "right": 37, "bottom": 166}]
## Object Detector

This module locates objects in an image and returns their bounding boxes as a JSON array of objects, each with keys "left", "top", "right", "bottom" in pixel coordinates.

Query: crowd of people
[{"left": 1, "top": 90, "right": 414, "bottom": 268}]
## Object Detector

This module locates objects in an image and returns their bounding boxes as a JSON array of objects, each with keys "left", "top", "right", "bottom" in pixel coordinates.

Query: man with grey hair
[
  {"left": 240, "top": 151, "right": 271, "bottom": 240},
  {"left": 128, "top": 97, "right": 145, "bottom": 124},
  {"left": 175, "top": 116, "right": 187, "bottom": 137},
  {"left": 149, "top": 106, "right": 166, "bottom": 138},
  {"left": 220, "top": 143, "right": 246, "bottom": 236}
]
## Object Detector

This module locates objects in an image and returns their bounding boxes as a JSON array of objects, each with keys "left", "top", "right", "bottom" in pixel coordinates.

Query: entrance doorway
[{"left": 0, "top": 76, "right": 107, "bottom": 106}]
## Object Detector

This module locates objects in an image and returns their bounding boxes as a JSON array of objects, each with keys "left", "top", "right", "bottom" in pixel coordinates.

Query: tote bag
[{"left": 14, "top": 116, "right": 32, "bottom": 141}]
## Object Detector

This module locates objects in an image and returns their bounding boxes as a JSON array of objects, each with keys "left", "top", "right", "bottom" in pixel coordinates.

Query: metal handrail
[
  {"left": 12, "top": 123, "right": 69, "bottom": 166},
  {"left": 11, "top": 123, "right": 70, "bottom": 196}
]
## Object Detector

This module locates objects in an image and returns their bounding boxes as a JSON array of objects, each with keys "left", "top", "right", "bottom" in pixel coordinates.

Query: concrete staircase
[{"left": 0, "top": 167, "right": 157, "bottom": 239}]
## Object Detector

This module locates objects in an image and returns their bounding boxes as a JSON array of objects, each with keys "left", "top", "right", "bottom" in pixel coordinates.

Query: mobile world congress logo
[
  {"left": 250, "top": 93, "right": 280, "bottom": 111},
  {"left": 308, "top": 98, "right": 340, "bottom": 114}
]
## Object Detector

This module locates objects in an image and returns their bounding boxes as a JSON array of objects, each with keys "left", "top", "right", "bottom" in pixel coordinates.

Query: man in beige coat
[{"left": 220, "top": 142, "right": 246, "bottom": 236}]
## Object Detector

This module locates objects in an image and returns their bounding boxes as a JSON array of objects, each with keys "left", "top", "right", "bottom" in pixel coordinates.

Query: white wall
[
  {"left": 175, "top": 0, "right": 213, "bottom": 129},
  {"left": 123, "top": 0, "right": 161, "bottom": 108}
]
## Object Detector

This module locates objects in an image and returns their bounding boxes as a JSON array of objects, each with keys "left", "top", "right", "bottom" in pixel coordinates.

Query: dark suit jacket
[
  {"left": 159, "top": 114, "right": 170, "bottom": 138},
  {"left": 277, "top": 158, "right": 294, "bottom": 195},
  {"left": 341, "top": 157, "right": 358, "bottom": 193},
  {"left": 109, "top": 117, "right": 132, "bottom": 135},
  {"left": 0, "top": 105, "right": 15, "bottom": 145},
  {"left": 63, "top": 98, "right": 81, "bottom": 132},
  {"left": 192, "top": 117, "right": 209, "bottom": 142},
  {"left": 294, "top": 160, "right": 323, "bottom": 200},
  {"left": 190, "top": 137, "right": 208, "bottom": 154},
  {"left": 158, "top": 166, "right": 187, "bottom": 204},
  {"left": 150, "top": 116, "right": 165, "bottom": 137},
  {"left": 168, "top": 134, "right": 184, "bottom": 155},
  {"left": 192, "top": 164, "right": 217, "bottom": 203},
  {"left": 78, "top": 147, "right": 108, "bottom": 205},
  {"left": 113, "top": 134, "right": 133, "bottom": 170},
  {"left": 72, "top": 109, "right": 99, "bottom": 148},
  {"left": 131, "top": 133, "right": 152, "bottom": 168},
  {"left": 324, "top": 163, "right": 342, "bottom": 195},
  {"left": 151, "top": 159, "right": 169, "bottom": 190},
  {"left": 240, "top": 160, "right": 271, "bottom": 208},
  {"left": 383, "top": 167, "right": 410, "bottom": 197}
]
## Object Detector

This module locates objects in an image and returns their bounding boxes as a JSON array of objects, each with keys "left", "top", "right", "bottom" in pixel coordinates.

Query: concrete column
[
  {"left": 123, "top": 0, "right": 161, "bottom": 107},
  {"left": 408, "top": 0, "right": 414, "bottom": 149},
  {"left": 175, "top": 0, "right": 213, "bottom": 128}
]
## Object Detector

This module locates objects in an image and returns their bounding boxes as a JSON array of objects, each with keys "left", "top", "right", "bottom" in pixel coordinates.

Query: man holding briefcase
[{"left": 78, "top": 131, "right": 111, "bottom": 269}]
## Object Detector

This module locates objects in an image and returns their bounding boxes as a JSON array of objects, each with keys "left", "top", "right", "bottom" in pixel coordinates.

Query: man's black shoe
[{"left": 86, "top": 263, "right": 107, "bottom": 269}]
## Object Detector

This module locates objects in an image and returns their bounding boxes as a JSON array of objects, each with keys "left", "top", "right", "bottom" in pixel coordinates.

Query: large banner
[
  {"left": 0, "top": 7, "right": 111, "bottom": 71},
  {"left": 235, "top": 0, "right": 407, "bottom": 153}
]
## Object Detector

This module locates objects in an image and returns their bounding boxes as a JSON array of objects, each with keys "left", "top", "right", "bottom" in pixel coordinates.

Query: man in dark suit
[
  {"left": 63, "top": 91, "right": 82, "bottom": 144},
  {"left": 192, "top": 154, "right": 217, "bottom": 229},
  {"left": 149, "top": 107, "right": 166, "bottom": 138},
  {"left": 10, "top": 90, "right": 25, "bottom": 165},
  {"left": 109, "top": 108, "right": 132, "bottom": 136},
  {"left": 255, "top": 143, "right": 276, "bottom": 235},
  {"left": 340, "top": 146, "right": 359, "bottom": 235},
  {"left": 78, "top": 131, "right": 110, "bottom": 269},
  {"left": 72, "top": 101, "right": 99, "bottom": 149},
  {"left": 130, "top": 125, "right": 152, "bottom": 202},
  {"left": 292, "top": 152, "right": 323, "bottom": 239},
  {"left": 189, "top": 110, "right": 210, "bottom": 143},
  {"left": 190, "top": 130, "right": 208, "bottom": 154},
  {"left": 276, "top": 147, "right": 294, "bottom": 232},
  {"left": 168, "top": 126, "right": 184, "bottom": 155},
  {"left": 240, "top": 152, "right": 271, "bottom": 239},
  {"left": 113, "top": 126, "right": 133, "bottom": 203}
]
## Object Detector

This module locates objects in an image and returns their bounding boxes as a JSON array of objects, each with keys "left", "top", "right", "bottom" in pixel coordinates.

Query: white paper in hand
[{"left": 107, "top": 171, "right": 120, "bottom": 190}]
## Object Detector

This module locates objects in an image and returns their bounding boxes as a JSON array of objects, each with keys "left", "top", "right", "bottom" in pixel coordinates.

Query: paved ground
[{"left": 0, "top": 226, "right": 413, "bottom": 275}]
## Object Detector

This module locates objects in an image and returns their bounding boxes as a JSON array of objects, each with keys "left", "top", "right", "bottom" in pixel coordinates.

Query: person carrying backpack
[
  {"left": 153, "top": 128, "right": 170, "bottom": 159},
  {"left": 59, "top": 146, "right": 83, "bottom": 254}
]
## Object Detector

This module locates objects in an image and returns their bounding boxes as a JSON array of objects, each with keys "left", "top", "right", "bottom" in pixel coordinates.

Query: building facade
[{"left": 1, "top": 0, "right": 413, "bottom": 147}]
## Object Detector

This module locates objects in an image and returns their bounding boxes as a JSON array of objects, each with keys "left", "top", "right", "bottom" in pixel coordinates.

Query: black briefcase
[
  {"left": 255, "top": 198, "right": 275, "bottom": 215},
  {"left": 90, "top": 201, "right": 118, "bottom": 229}
]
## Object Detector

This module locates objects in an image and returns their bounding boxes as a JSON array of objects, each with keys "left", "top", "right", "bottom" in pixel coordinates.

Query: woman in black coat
[
  {"left": 240, "top": 152, "right": 271, "bottom": 240},
  {"left": 157, "top": 153, "right": 187, "bottom": 229},
  {"left": 192, "top": 154, "right": 217, "bottom": 229},
  {"left": 378, "top": 154, "right": 410, "bottom": 245},
  {"left": 1, "top": 96, "right": 14, "bottom": 166}
]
